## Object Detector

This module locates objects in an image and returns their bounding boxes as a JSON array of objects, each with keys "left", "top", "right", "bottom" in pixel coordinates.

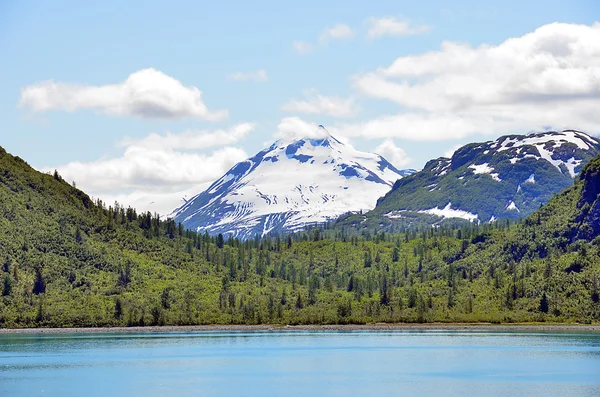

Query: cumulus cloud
[
  {"left": 366, "top": 17, "right": 431, "bottom": 39},
  {"left": 44, "top": 126, "right": 253, "bottom": 214},
  {"left": 227, "top": 70, "right": 268, "bottom": 82},
  {"left": 350, "top": 22, "right": 600, "bottom": 141},
  {"left": 294, "top": 23, "right": 354, "bottom": 54},
  {"left": 282, "top": 89, "right": 358, "bottom": 118},
  {"left": 100, "top": 185, "right": 208, "bottom": 217},
  {"left": 336, "top": 113, "right": 497, "bottom": 141},
  {"left": 19, "top": 68, "right": 228, "bottom": 121},
  {"left": 320, "top": 24, "right": 354, "bottom": 43},
  {"left": 47, "top": 146, "right": 247, "bottom": 192},
  {"left": 119, "top": 123, "right": 254, "bottom": 150},
  {"left": 274, "top": 117, "right": 354, "bottom": 147},
  {"left": 444, "top": 144, "right": 463, "bottom": 158},
  {"left": 293, "top": 40, "right": 314, "bottom": 54},
  {"left": 374, "top": 139, "right": 411, "bottom": 167},
  {"left": 275, "top": 117, "right": 326, "bottom": 140}
]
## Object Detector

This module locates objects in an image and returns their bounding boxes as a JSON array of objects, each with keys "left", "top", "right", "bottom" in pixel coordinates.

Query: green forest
[{"left": 1, "top": 145, "right": 599, "bottom": 328}]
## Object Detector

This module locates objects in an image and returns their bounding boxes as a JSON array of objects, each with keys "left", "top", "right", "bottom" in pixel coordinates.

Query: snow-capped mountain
[
  {"left": 172, "top": 127, "right": 415, "bottom": 238},
  {"left": 351, "top": 130, "right": 600, "bottom": 229}
]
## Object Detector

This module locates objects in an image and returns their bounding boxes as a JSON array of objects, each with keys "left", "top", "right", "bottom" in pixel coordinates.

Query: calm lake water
[{"left": 1, "top": 330, "right": 600, "bottom": 397}]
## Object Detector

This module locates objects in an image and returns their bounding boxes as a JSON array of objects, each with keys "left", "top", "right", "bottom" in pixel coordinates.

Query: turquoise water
[{"left": 1, "top": 330, "right": 600, "bottom": 396}]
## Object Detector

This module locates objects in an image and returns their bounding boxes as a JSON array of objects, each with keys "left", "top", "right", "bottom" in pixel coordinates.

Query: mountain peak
[
  {"left": 274, "top": 124, "right": 340, "bottom": 148},
  {"left": 173, "top": 132, "right": 415, "bottom": 238}
]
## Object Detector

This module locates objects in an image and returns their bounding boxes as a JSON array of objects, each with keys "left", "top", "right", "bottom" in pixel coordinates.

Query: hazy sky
[{"left": 1, "top": 0, "right": 599, "bottom": 214}]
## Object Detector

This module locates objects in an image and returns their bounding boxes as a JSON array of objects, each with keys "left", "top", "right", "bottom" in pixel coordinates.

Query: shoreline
[{"left": 2, "top": 323, "right": 600, "bottom": 334}]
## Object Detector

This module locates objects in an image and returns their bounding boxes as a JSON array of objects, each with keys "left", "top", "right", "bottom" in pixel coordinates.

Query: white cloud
[
  {"left": 44, "top": 126, "right": 253, "bottom": 215},
  {"left": 275, "top": 117, "right": 327, "bottom": 140},
  {"left": 320, "top": 24, "right": 354, "bottom": 43},
  {"left": 119, "top": 123, "right": 254, "bottom": 150},
  {"left": 47, "top": 145, "right": 247, "bottom": 192},
  {"left": 374, "top": 139, "right": 411, "bottom": 167},
  {"left": 350, "top": 22, "right": 600, "bottom": 141},
  {"left": 444, "top": 144, "right": 463, "bottom": 158},
  {"left": 337, "top": 113, "right": 495, "bottom": 141},
  {"left": 293, "top": 40, "right": 314, "bottom": 54},
  {"left": 294, "top": 23, "right": 354, "bottom": 54},
  {"left": 19, "top": 68, "right": 228, "bottom": 121},
  {"left": 282, "top": 89, "right": 358, "bottom": 118},
  {"left": 227, "top": 69, "right": 268, "bottom": 82},
  {"left": 100, "top": 185, "right": 208, "bottom": 217},
  {"left": 274, "top": 117, "right": 353, "bottom": 147},
  {"left": 366, "top": 17, "right": 431, "bottom": 39}
]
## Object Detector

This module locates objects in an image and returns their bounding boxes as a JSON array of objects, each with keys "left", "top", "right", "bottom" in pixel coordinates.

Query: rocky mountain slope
[
  {"left": 173, "top": 127, "right": 415, "bottom": 238},
  {"left": 344, "top": 130, "right": 600, "bottom": 231}
]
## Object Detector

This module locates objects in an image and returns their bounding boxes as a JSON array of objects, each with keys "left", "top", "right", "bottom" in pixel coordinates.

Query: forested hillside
[{"left": 0, "top": 145, "right": 599, "bottom": 328}]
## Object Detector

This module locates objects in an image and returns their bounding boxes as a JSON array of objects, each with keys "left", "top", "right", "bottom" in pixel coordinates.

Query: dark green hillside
[
  {"left": 450, "top": 158, "right": 600, "bottom": 320},
  {"left": 0, "top": 145, "right": 599, "bottom": 327},
  {"left": 0, "top": 146, "right": 226, "bottom": 326}
]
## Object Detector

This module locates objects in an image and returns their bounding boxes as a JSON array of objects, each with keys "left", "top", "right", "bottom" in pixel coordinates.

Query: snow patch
[
  {"left": 418, "top": 203, "right": 478, "bottom": 222},
  {"left": 506, "top": 201, "right": 520, "bottom": 212},
  {"left": 563, "top": 157, "right": 582, "bottom": 178},
  {"left": 524, "top": 174, "right": 535, "bottom": 184},
  {"left": 469, "top": 163, "right": 494, "bottom": 174},
  {"left": 385, "top": 210, "right": 406, "bottom": 219},
  {"left": 496, "top": 131, "right": 591, "bottom": 177},
  {"left": 469, "top": 163, "right": 501, "bottom": 181}
]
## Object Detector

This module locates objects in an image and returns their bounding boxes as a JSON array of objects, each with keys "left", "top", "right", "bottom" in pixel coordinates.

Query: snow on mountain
[
  {"left": 492, "top": 130, "right": 592, "bottom": 177},
  {"left": 469, "top": 163, "right": 501, "bottom": 181},
  {"left": 364, "top": 130, "right": 600, "bottom": 228},
  {"left": 417, "top": 203, "right": 479, "bottom": 222},
  {"left": 172, "top": 127, "right": 414, "bottom": 238}
]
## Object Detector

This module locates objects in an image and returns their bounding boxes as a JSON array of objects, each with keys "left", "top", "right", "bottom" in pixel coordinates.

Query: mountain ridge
[{"left": 342, "top": 129, "right": 600, "bottom": 232}]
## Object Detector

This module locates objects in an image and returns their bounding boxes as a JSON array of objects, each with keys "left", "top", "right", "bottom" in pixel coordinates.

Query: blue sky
[{"left": 1, "top": 0, "right": 599, "bottom": 213}]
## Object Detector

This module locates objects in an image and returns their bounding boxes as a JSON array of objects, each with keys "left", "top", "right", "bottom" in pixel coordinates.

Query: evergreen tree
[
  {"left": 2, "top": 274, "right": 12, "bottom": 296},
  {"left": 119, "top": 262, "right": 132, "bottom": 287},
  {"left": 33, "top": 267, "right": 45, "bottom": 295},
  {"left": 347, "top": 275, "right": 354, "bottom": 292},
  {"left": 114, "top": 298, "right": 123, "bottom": 320},
  {"left": 392, "top": 247, "right": 400, "bottom": 262},
  {"left": 295, "top": 293, "right": 303, "bottom": 309},
  {"left": 308, "top": 274, "right": 319, "bottom": 305},
  {"left": 540, "top": 292, "right": 549, "bottom": 314},
  {"left": 75, "top": 226, "right": 83, "bottom": 243},
  {"left": 364, "top": 250, "right": 372, "bottom": 268},
  {"left": 379, "top": 276, "right": 390, "bottom": 306}
]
